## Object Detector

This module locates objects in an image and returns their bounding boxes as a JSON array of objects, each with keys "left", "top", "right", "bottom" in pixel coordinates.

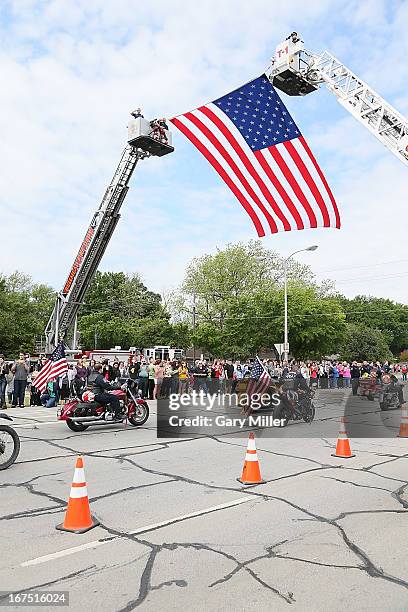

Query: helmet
[{"left": 82, "top": 391, "right": 95, "bottom": 402}]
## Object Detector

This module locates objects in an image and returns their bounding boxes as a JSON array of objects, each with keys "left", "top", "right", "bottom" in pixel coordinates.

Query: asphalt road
[{"left": 1, "top": 388, "right": 408, "bottom": 611}]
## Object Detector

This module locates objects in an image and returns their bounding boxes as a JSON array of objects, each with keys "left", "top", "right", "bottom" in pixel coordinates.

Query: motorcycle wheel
[
  {"left": 66, "top": 420, "right": 89, "bottom": 432},
  {"left": 303, "top": 403, "right": 316, "bottom": 423},
  {"left": 277, "top": 407, "right": 291, "bottom": 427},
  {"left": 128, "top": 402, "right": 149, "bottom": 426},
  {"left": 0, "top": 424, "right": 20, "bottom": 470}
]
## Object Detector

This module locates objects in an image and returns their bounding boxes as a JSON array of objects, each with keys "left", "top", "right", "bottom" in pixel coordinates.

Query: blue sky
[{"left": 0, "top": 0, "right": 407, "bottom": 302}]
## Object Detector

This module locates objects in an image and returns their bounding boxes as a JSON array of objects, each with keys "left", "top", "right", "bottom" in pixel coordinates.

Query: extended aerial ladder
[
  {"left": 269, "top": 32, "right": 408, "bottom": 167},
  {"left": 44, "top": 115, "right": 174, "bottom": 353}
]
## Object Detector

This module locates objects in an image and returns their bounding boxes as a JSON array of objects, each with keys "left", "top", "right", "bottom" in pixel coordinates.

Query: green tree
[
  {"left": 339, "top": 323, "right": 393, "bottom": 362},
  {"left": 82, "top": 271, "right": 163, "bottom": 319},
  {"left": 180, "top": 240, "right": 313, "bottom": 328},
  {"left": 78, "top": 271, "right": 176, "bottom": 350},
  {"left": 0, "top": 272, "right": 54, "bottom": 356},
  {"left": 191, "top": 284, "right": 345, "bottom": 359},
  {"left": 173, "top": 241, "right": 345, "bottom": 358},
  {"left": 340, "top": 295, "right": 408, "bottom": 356}
]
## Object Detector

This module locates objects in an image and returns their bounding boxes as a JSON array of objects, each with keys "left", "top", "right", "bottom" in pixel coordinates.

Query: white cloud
[{"left": 0, "top": 0, "right": 407, "bottom": 307}]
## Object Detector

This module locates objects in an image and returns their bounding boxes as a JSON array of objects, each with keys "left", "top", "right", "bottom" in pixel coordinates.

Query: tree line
[{"left": 1, "top": 241, "right": 407, "bottom": 362}]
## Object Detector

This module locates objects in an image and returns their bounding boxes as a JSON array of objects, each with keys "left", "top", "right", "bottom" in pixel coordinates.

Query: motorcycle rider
[
  {"left": 380, "top": 372, "right": 405, "bottom": 408},
  {"left": 294, "top": 368, "right": 309, "bottom": 393},
  {"left": 91, "top": 363, "right": 122, "bottom": 421}
]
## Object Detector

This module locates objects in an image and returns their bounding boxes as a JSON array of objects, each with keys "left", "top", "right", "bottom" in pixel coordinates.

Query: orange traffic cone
[
  {"left": 56, "top": 456, "right": 100, "bottom": 533},
  {"left": 331, "top": 417, "right": 355, "bottom": 458},
  {"left": 237, "top": 432, "right": 265, "bottom": 484},
  {"left": 397, "top": 404, "right": 408, "bottom": 438}
]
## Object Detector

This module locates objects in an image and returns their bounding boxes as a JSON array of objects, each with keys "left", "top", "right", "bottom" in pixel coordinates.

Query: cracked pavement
[{"left": 1, "top": 389, "right": 408, "bottom": 611}]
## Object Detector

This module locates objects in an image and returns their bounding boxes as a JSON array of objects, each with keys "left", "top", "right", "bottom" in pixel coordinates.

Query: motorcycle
[
  {"left": 275, "top": 388, "right": 316, "bottom": 426},
  {"left": 57, "top": 378, "right": 149, "bottom": 432},
  {"left": 0, "top": 413, "right": 20, "bottom": 470},
  {"left": 379, "top": 382, "right": 404, "bottom": 411}
]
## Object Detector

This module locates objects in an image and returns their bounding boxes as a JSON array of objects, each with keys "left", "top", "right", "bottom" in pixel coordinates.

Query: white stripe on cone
[
  {"left": 245, "top": 454, "right": 258, "bottom": 462},
  {"left": 72, "top": 468, "right": 86, "bottom": 483},
  {"left": 247, "top": 438, "right": 256, "bottom": 451},
  {"left": 69, "top": 486, "right": 88, "bottom": 499}
]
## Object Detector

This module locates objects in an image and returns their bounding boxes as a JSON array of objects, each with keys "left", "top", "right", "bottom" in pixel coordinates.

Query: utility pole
[{"left": 283, "top": 245, "right": 318, "bottom": 362}]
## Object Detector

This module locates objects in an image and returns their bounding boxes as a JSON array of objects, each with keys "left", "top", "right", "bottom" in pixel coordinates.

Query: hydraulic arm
[
  {"left": 45, "top": 114, "right": 174, "bottom": 353},
  {"left": 269, "top": 33, "right": 408, "bottom": 167}
]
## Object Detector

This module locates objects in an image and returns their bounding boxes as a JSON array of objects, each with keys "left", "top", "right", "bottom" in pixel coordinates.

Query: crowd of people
[{"left": 0, "top": 352, "right": 407, "bottom": 408}]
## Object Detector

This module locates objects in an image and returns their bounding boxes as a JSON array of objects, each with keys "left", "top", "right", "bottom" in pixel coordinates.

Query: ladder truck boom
[
  {"left": 269, "top": 33, "right": 408, "bottom": 167},
  {"left": 45, "top": 114, "right": 174, "bottom": 353}
]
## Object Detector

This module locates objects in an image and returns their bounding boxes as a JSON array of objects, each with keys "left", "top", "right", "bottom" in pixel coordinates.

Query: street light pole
[
  {"left": 284, "top": 259, "right": 288, "bottom": 362},
  {"left": 282, "top": 245, "right": 318, "bottom": 363}
]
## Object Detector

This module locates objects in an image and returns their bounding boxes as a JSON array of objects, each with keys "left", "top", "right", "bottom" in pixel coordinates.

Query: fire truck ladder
[
  {"left": 269, "top": 34, "right": 408, "bottom": 167},
  {"left": 45, "top": 115, "right": 174, "bottom": 353}
]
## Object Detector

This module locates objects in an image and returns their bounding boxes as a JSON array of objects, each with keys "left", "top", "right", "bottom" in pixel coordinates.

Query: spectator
[
  {"left": 67, "top": 364, "right": 76, "bottom": 397},
  {"left": 40, "top": 377, "right": 58, "bottom": 408},
  {"left": 224, "top": 359, "right": 234, "bottom": 393},
  {"left": 6, "top": 367, "right": 14, "bottom": 407},
  {"left": 128, "top": 358, "right": 140, "bottom": 381},
  {"left": 310, "top": 362, "right": 318, "bottom": 388},
  {"left": 30, "top": 365, "right": 42, "bottom": 406},
  {"left": 138, "top": 360, "right": 149, "bottom": 398},
  {"left": 361, "top": 361, "right": 371, "bottom": 375},
  {"left": 232, "top": 361, "right": 244, "bottom": 393},
  {"left": 343, "top": 362, "right": 351, "bottom": 388},
  {"left": 74, "top": 359, "right": 88, "bottom": 397},
  {"left": 111, "top": 361, "right": 121, "bottom": 381},
  {"left": 11, "top": 352, "right": 30, "bottom": 407},
  {"left": 102, "top": 359, "right": 113, "bottom": 381},
  {"left": 0, "top": 355, "right": 8, "bottom": 408},
  {"left": 178, "top": 361, "right": 189, "bottom": 394},
  {"left": 402, "top": 364, "right": 408, "bottom": 382},
  {"left": 168, "top": 361, "right": 178, "bottom": 395},
  {"left": 193, "top": 360, "right": 209, "bottom": 393},
  {"left": 161, "top": 361, "right": 173, "bottom": 397},
  {"left": 350, "top": 361, "right": 361, "bottom": 396},
  {"left": 147, "top": 358, "right": 156, "bottom": 400},
  {"left": 155, "top": 360, "right": 166, "bottom": 399}
]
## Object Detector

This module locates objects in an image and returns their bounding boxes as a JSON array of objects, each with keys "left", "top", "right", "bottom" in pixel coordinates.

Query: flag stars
[{"left": 213, "top": 75, "right": 300, "bottom": 151}]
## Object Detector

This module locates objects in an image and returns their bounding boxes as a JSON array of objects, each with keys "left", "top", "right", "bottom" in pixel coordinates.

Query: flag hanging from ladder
[{"left": 170, "top": 74, "right": 340, "bottom": 237}]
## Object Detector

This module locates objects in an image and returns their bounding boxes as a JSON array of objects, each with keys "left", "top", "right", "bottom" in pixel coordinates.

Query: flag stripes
[{"left": 170, "top": 75, "right": 340, "bottom": 236}]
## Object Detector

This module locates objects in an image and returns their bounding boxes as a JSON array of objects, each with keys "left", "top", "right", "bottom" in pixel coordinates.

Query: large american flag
[
  {"left": 34, "top": 343, "right": 68, "bottom": 393},
  {"left": 246, "top": 356, "right": 272, "bottom": 397},
  {"left": 171, "top": 74, "right": 340, "bottom": 237}
]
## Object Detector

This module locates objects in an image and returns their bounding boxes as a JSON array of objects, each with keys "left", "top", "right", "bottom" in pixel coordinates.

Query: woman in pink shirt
[{"left": 343, "top": 363, "right": 351, "bottom": 388}]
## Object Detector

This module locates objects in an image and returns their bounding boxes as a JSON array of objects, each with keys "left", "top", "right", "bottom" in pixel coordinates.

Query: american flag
[
  {"left": 34, "top": 342, "right": 68, "bottom": 393},
  {"left": 171, "top": 74, "right": 340, "bottom": 237},
  {"left": 246, "top": 356, "right": 272, "bottom": 397}
]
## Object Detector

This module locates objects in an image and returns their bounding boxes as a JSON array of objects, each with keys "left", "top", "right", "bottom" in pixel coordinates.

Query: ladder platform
[{"left": 128, "top": 134, "right": 174, "bottom": 156}]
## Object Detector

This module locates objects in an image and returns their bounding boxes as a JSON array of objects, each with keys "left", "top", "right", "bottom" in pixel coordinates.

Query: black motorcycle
[
  {"left": 0, "top": 413, "right": 20, "bottom": 470},
  {"left": 275, "top": 388, "right": 316, "bottom": 426},
  {"left": 379, "top": 383, "right": 404, "bottom": 411}
]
